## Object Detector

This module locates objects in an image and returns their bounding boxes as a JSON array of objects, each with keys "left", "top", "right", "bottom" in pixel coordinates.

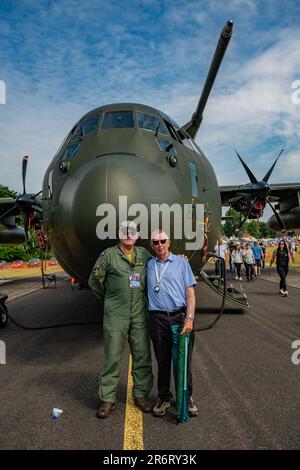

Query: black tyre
[{"left": 0, "top": 304, "right": 8, "bottom": 328}]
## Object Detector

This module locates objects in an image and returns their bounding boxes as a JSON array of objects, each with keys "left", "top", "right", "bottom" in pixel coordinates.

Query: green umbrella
[{"left": 172, "top": 316, "right": 190, "bottom": 423}]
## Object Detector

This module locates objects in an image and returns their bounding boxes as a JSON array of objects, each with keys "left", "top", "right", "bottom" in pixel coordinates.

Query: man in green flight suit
[{"left": 88, "top": 221, "right": 153, "bottom": 418}]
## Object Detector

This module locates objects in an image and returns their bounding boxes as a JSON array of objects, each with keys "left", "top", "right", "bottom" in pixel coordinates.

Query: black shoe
[
  {"left": 133, "top": 397, "right": 152, "bottom": 413},
  {"left": 96, "top": 401, "right": 115, "bottom": 419}
]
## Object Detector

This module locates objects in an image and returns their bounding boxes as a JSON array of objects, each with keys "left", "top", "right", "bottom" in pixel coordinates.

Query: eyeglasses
[{"left": 152, "top": 239, "right": 167, "bottom": 246}]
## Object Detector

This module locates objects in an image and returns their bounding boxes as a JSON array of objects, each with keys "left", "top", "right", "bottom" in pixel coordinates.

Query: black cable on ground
[
  {"left": 2, "top": 307, "right": 101, "bottom": 330},
  {"left": 0, "top": 300, "right": 101, "bottom": 330},
  {"left": 194, "top": 253, "right": 226, "bottom": 332}
]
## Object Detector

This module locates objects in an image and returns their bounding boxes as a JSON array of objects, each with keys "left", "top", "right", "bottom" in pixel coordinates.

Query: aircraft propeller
[
  {"left": 0, "top": 156, "right": 42, "bottom": 241},
  {"left": 232, "top": 148, "right": 285, "bottom": 232}
]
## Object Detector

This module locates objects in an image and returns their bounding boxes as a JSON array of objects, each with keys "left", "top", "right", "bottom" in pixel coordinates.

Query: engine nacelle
[{"left": 267, "top": 207, "right": 300, "bottom": 232}]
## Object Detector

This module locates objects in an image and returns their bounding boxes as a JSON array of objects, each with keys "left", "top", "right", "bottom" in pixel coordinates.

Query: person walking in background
[
  {"left": 252, "top": 241, "right": 263, "bottom": 276},
  {"left": 232, "top": 244, "right": 243, "bottom": 280},
  {"left": 228, "top": 240, "right": 236, "bottom": 275},
  {"left": 270, "top": 240, "right": 293, "bottom": 297},
  {"left": 259, "top": 242, "right": 266, "bottom": 269},
  {"left": 288, "top": 241, "right": 296, "bottom": 259},
  {"left": 214, "top": 238, "right": 228, "bottom": 277},
  {"left": 242, "top": 243, "right": 255, "bottom": 282}
]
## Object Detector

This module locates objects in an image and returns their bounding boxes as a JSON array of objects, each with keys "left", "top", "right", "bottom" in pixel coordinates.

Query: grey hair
[{"left": 151, "top": 229, "right": 169, "bottom": 240}]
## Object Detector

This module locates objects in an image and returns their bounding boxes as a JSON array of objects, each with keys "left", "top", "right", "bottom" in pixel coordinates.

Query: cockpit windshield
[
  {"left": 62, "top": 143, "right": 80, "bottom": 161},
  {"left": 72, "top": 115, "right": 100, "bottom": 139},
  {"left": 137, "top": 112, "right": 169, "bottom": 135},
  {"left": 102, "top": 111, "right": 134, "bottom": 129}
]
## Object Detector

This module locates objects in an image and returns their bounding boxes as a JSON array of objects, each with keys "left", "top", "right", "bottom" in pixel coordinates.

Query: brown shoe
[
  {"left": 96, "top": 401, "right": 116, "bottom": 419},
  {"left": 133, "top": 397, "right": 152, "bottom": 413}
]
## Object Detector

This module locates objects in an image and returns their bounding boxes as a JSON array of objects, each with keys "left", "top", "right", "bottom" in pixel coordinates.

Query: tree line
[{"left": 222, "top": 208, "right": 277, "bottom": 238}]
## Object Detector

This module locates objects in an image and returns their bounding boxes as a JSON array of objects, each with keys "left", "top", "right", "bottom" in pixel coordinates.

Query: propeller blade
[
  {"left": 235, "top": 150, "right": 257, "bottom": 184},
  {"left": 33, "top": 190, "right": 42, "bottom": 198},
  {"left": 266, "top": 197, "right": 285, "bottom": 232},
  {"left": 22, "top": 155, "right": 29, "bottom": 194},
  {"left": 23, "top": 211, "right": 29, "bottom": 242},
  {"left": 0, "top": 204, "right": 18, "bottom": 222},
  {"left": 235, "top": 201, "right": 255, "bottom": 232},
  {"left": 263, "top": 148, "right": 284, "bottom": 182}
]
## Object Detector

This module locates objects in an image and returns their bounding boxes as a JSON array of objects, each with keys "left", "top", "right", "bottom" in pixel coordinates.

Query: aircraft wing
[
  {"left": 219, "top": 186, "right": 243, "bottom": 206},
  {"left": 266, "top": 183, "right": 300, "bottom": 211},
  {"left": 220, "top": 183, "right": 300, "bottom": 211}
]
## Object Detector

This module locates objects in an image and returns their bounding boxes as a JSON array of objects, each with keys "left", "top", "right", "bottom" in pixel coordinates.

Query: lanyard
[{"left": 155, "top": 259, "right": 169, "bottom": 285}]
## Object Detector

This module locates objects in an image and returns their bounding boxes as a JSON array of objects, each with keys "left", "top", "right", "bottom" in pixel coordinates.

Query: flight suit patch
[
  {"left": 135, "top": 259, "right": 144, "bottom": 266},
  {"left": 92, "top": 266, "right": 101, "bottom": 278}
]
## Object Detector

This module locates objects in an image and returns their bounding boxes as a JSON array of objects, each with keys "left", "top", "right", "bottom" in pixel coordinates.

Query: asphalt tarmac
[{"left": 0, "top": 272, "right": 299, "bottom": 450}]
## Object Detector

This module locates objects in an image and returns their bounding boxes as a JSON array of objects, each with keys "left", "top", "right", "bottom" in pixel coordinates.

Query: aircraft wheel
[{"left": 0, "top": 305, "right": 8, "bottom": 328}]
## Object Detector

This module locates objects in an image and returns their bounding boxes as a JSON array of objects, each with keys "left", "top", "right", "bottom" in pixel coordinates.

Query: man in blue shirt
[
  {"left": 251, "top": 241, "right": 263, "bottom": 276},
  {"left": 147, "top": 229, "right": 198, "bottom": 418}
]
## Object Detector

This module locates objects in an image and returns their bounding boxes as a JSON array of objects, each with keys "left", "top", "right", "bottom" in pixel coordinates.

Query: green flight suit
[{"left": 88, "top": 244, "right": 153, "bottom": 403}]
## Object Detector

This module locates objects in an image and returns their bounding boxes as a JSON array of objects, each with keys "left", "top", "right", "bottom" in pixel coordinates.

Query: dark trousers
[
  {"left": 244, "top": 262, "right": 254, "bottom": 280},
  {"left": 215, "top": 259, "right": 225, "bottom": 277},
  {"left": 149, "top": 312, "right": 194, "bottom": 402},
  {"left": 277, "top": 265, "right": 289, "bottom": 291},
  {"left": 234, "top": 263, "right": 241, "bottom": 277}
]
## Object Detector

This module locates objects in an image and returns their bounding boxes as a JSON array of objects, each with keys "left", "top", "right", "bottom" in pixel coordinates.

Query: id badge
[{"left": 129, "top": 273, "right": 141, "bottom": 288}]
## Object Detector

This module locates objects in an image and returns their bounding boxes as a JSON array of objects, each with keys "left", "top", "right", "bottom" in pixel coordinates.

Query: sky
[{"left": 0, "top": 0, "right": 300, "bottom": 198}]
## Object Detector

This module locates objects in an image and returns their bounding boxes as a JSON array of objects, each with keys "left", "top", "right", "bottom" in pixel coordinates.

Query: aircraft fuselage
[{"left": 42, "top": 103, "right": 222, "bottom": 284}]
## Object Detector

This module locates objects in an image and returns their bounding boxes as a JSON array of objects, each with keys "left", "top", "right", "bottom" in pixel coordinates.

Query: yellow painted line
[{"left": 123, "top": 354, "right": 144, "bottom": 450}]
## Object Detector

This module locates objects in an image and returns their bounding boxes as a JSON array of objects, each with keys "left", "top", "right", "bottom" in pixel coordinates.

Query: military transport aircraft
[{"left": 1, "top": 20, "right": 300, "bottom": 323}]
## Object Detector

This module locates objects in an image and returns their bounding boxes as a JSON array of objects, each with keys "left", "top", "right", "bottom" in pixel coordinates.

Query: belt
[{"left": 149, "top": 307, "right": 186, "bottom": 317}]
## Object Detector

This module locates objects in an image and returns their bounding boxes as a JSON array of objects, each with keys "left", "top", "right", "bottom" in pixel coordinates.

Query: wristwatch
[{"left": 186, "top": 313, "right": 194, "bottom": 320}]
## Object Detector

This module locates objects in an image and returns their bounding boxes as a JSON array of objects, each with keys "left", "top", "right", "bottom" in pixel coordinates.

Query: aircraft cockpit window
[
  {"left": 62, "top": 143, "right": 80, "bottom": 161},
  {"left": 182, "top": 134, "right": 201, "bottom": 154},
  {"left": 156, "top": 138, "right": 177, "bottom": 156},
  {"left": 164, "top": 122, "right": 182, "bottom": 142},
  {"left": 72, "top": 115, "right": 100, "bottom": 139},
  {"left": 138, "top": 112, "right": 169, "bottom": 135},
  {"left": 102, "top": 111, "right": 134, "bottom": 129}
]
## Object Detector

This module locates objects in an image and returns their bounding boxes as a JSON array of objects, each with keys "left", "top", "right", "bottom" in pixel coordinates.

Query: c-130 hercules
[{"left": 1, "top": 20, "right": 299, "bottom": 319}]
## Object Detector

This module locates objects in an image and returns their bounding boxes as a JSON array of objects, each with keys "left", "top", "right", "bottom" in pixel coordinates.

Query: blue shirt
[
  {"left": 147, "top": 252, "right": 197, "bottom": 311},
  {"left": 252, "top": 245, "right": 263, "bottom": 260}
]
